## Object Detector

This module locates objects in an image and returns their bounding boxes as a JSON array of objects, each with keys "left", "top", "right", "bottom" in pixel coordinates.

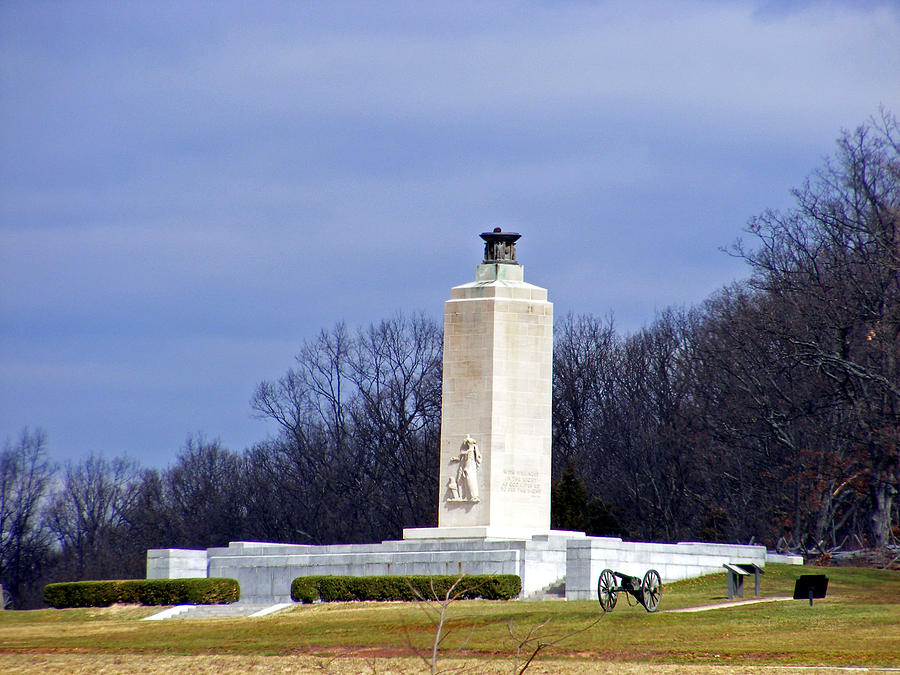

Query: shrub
[
  {"left": 317, "top": 576, "right": 354, "bottom": 602},
  {"left": 43, "top": 578, "right": 240, "bottom": 608},
  {"left": 291, "top": 577, "right": 320, "bottom": 604},
  {"left": 290, "top": 574, "right": 521, "bottom": 603}
]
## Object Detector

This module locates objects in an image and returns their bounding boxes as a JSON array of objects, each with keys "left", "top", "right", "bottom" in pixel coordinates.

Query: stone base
[
  {"left": 147, "top": 535, "right": 800, "bottom": 605},
  {"left": 402, "top": 526, "right": 585, "bottom": 541},
  {"left": 148, "top": 534, "right": 575, "bottom": 604},
  {"left": 146, "top": 548, "right": 208, "bottom": 579}
]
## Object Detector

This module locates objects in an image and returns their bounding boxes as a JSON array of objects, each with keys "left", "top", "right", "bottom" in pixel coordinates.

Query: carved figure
[
  {"left": 448, "top": 435, "right": 481, "bottom": 502},
  {"left": 446, "top": 476, "right": 460, "bottom": 501}
]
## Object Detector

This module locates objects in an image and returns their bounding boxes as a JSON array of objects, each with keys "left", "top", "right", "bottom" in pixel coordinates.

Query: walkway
[{"left": 663, "top": 596, "right": 793, "bottom": 613}]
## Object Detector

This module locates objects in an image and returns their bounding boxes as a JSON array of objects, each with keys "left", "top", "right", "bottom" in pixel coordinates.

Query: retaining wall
[{"left": 565, "top": 536, "right": 769, "bottom": 600}]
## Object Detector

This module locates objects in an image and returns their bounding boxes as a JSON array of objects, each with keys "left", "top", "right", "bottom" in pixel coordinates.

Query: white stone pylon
[{"left": 405, "top": 230, "right": 553, "bottom": 539}]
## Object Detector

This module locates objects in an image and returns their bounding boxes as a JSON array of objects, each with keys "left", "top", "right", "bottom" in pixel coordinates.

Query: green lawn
[{"left": 1, "top": 565, "right": 898, "bottom": 672}]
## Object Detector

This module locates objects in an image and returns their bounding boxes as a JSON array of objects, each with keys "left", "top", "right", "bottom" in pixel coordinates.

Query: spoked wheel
[
  {"left": 597, "top": 569, "right": 618, "bottom": 612},
  {"left": 640, "top": 569, "right": 662, "bottom": 612}
]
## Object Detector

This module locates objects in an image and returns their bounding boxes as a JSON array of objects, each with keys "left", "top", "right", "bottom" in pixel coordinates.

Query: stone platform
[
  {"left": 147, "top": 533, "right": 797, "bottom": 604},
  {"left": 151, "top": 533, "right": 576, "bottom": 604}
]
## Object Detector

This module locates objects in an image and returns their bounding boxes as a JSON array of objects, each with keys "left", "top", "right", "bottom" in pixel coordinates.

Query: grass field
[{"left": 1, "top": 564, "right": 898, "bottom": 673}]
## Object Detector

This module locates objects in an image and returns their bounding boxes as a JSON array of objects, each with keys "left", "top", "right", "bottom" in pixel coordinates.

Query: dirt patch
[{"left": 2, "top": 654, "right": 895, "bottom": 674}]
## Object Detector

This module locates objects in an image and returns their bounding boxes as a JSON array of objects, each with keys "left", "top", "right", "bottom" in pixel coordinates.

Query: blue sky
[{"left": 2, "top": 1, "right": 899, "bottom": 467}]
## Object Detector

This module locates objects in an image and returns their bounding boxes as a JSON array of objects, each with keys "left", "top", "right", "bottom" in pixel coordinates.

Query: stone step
[
  {"left": 525, "top": 578, "right": 566, "bottom": 601},
  {"left": 145, "top": 602, "right": 293, "bottom": 620}
]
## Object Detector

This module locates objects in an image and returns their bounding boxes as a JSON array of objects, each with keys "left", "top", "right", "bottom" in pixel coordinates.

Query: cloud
[
  {"left": 5, "top": 2, "right": 898, "bottom": 171},
  {"left": 1, "top": 0, "right": 898, "bottom": 464}
]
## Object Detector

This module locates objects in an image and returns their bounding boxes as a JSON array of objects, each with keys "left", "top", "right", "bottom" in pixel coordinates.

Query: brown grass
[{"left": 1, "top": 654, "right": 889, "bottom": 674}]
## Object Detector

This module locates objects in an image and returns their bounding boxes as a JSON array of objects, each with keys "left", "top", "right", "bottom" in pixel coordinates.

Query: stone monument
[
  {"left": 147, "top": 229, "right": 784, "bottom": 604},
  {"left": 405, "top": 228, "right": 553, "bottom": 539}
]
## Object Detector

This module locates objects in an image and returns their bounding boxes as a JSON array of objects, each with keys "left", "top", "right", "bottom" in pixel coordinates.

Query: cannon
[{"left": 597, "top": 569, "right": 662, "bottom": 613}]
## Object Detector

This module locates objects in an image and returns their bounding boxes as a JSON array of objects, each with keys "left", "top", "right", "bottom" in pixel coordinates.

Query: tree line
[
  {"left": 2, "top": 114, "right": 897, "bottom": 609},
  {"left": 1, "top": 314, "right": 443, "bottom": 609},
  {"left": 552, "top": 112, "right": 898, "bottom": 550}
]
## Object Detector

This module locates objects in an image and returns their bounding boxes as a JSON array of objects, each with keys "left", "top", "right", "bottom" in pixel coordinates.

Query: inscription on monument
[{"left": 500, "top": 469, "right": 541, "bottom": 495}]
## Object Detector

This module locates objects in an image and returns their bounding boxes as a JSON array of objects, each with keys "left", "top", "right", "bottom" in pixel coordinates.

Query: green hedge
[
  {"left": 43, "top": 578, "right": 240, "bottom": 608},
  {"left": 291, "top": 574, "right": 521, "bottom": 603}
]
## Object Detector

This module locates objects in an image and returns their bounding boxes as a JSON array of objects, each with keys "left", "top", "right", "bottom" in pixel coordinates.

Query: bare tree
[
  {"left": 690, "top": 285, "right": 847, "bottom": 546},
  {"left": 350, "top": 313, "right": 442, "bottom": 533},
  {"left": 408, "top": 575, "right": 474, "bottom": 675},
  {"left": 252, "top": 323, "right": 354, "bottom": 449},
  {"left": 505, "top": 612, "right": 605, "bottom": 675},
  {"left": 604, "top": 309, "right": 709, "bottom": 541},
  {"left": 163, "top": 435, "right": 246, "bottom": 549},
  {"left": 249, "top": 315, "right": 441, "bottom": 545},
  {"left": 732, "top": 111, "right": 900, "bottom": 548},
  {"left": 45, "top": 453, "right": 142, "bottom": 580},
  {"left": 0, "top": 429, "right": 54, "bottom": 608},
  {"left": 406, "top": 574, "right": 605, "bottom": 675},
  {"left": 249, "top": 323, "right": 361, "bottom": 543},
  {"left": 552, "top": 313, "right": 618, "bottom": 482},
  {"left": 121, "top": 467, "right": 177, "bottom": 565}
]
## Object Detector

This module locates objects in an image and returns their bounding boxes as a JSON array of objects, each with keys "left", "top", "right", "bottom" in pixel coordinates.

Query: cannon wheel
[
  {"left": 597, "top": 569, "right": 618, "bottom": 612},
  {"left": 640, "top": 569, "right": 662, "bottom": 612}
]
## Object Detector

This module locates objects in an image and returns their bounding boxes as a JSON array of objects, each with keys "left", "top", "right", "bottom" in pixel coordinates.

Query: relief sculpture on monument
[{"left": 446, "top": 435, "right": 481, "bottom": 503}]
